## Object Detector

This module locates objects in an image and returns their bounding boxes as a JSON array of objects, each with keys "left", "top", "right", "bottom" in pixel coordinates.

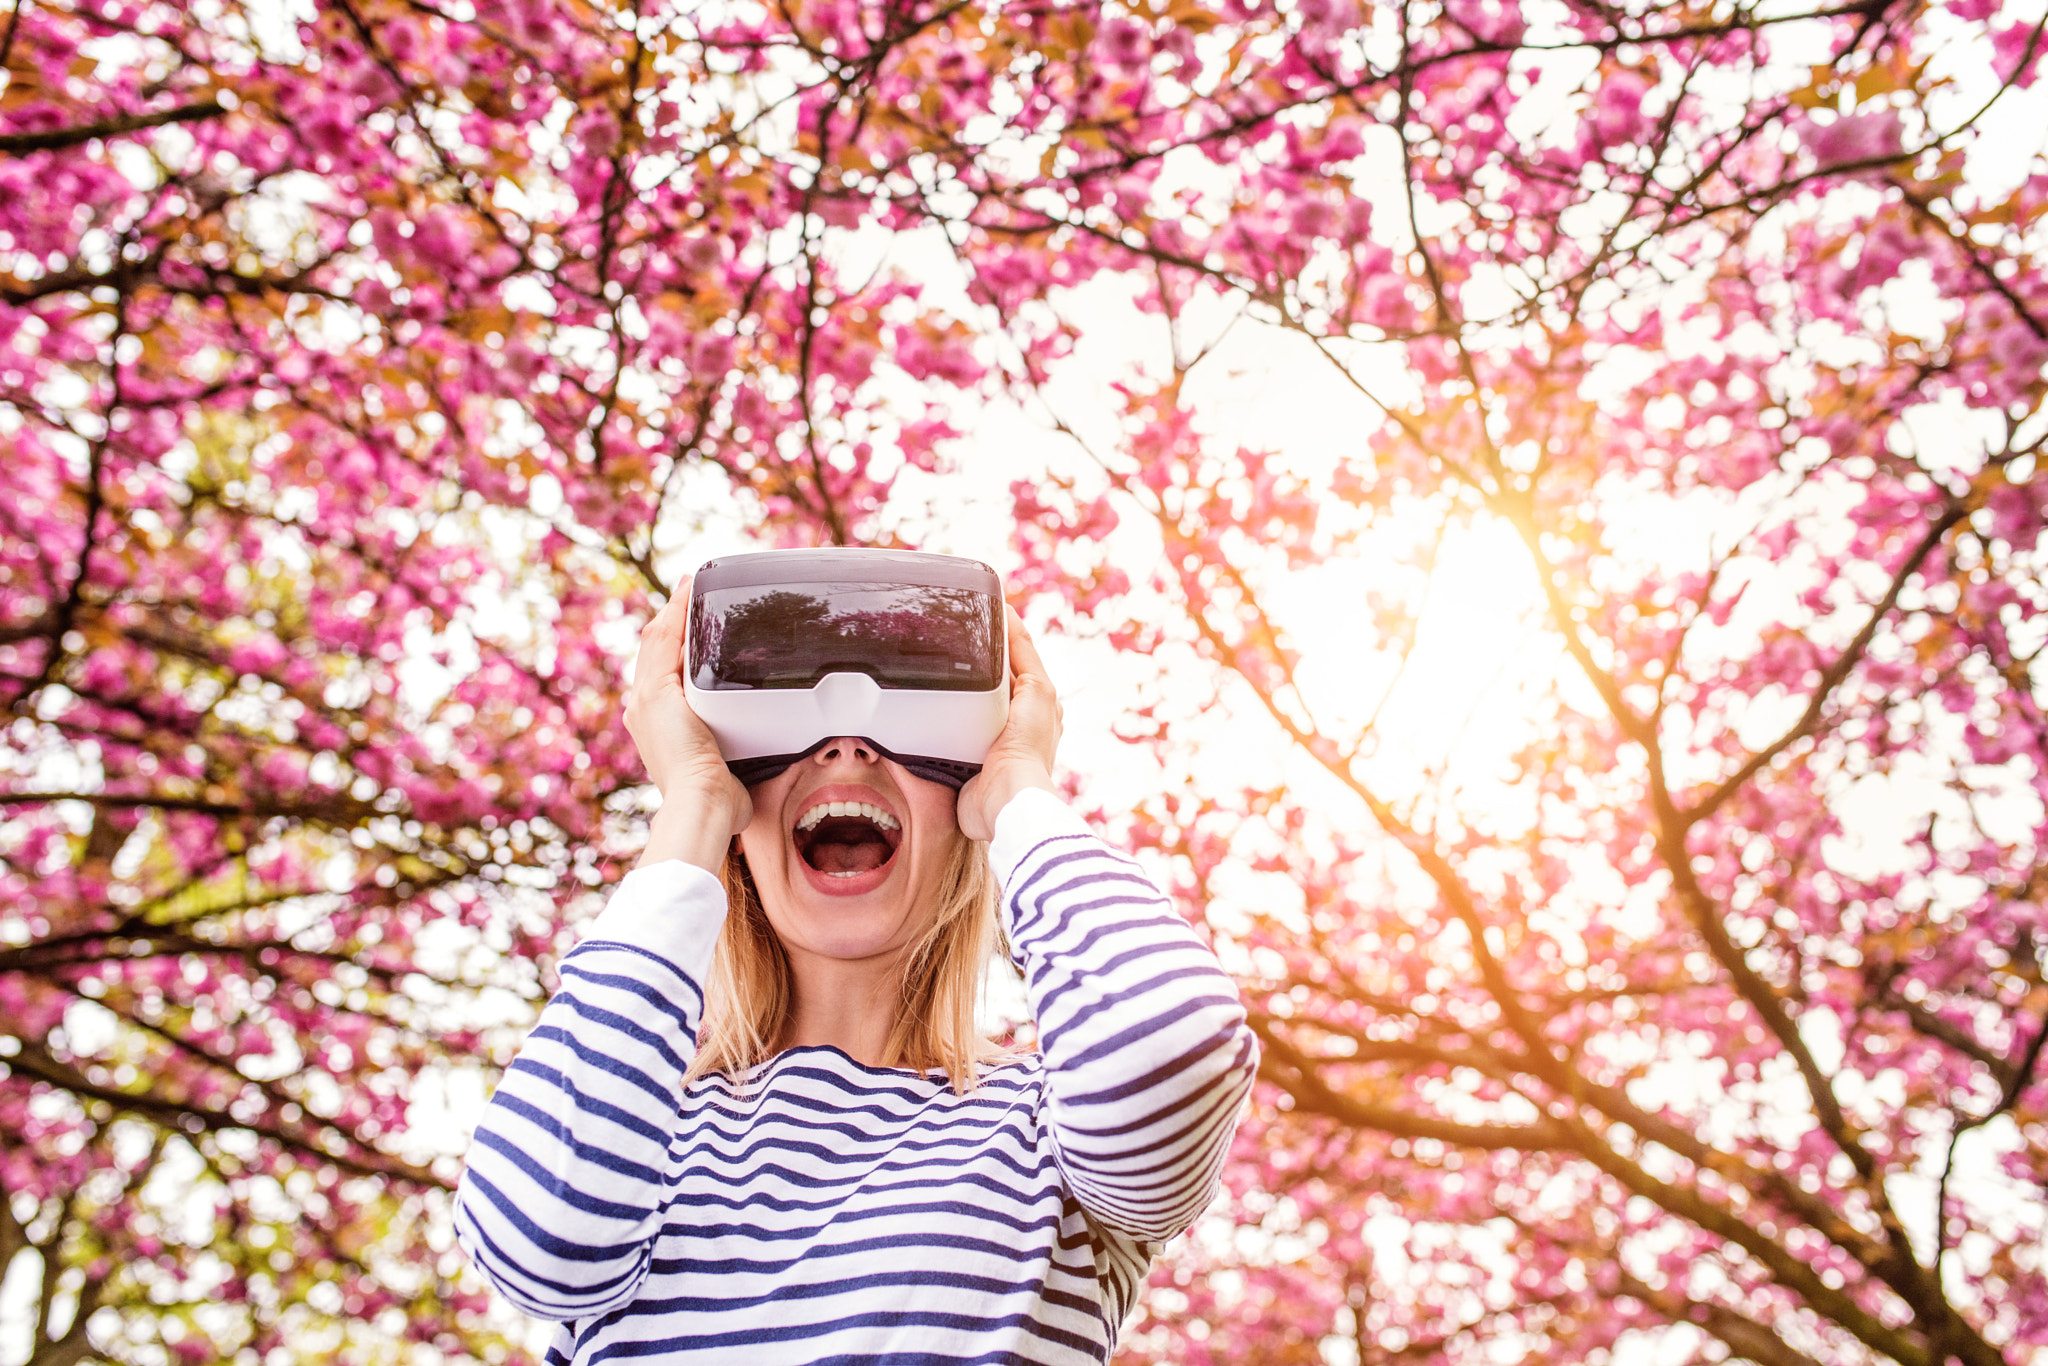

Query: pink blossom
[{"left": 1802, "top": 108, "right": 1906, "bottom": 169}]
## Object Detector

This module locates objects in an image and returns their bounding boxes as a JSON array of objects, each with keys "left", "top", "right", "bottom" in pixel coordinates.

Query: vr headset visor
[{"left": 685, "top": 549, "right": 1008, "bottom": 789}]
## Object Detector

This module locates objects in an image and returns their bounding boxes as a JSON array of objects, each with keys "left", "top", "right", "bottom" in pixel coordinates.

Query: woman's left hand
[
  {"left": 956, "top": 606, "right": 1062, "bottom": 842},
  {"left": 624, "top": 576, "right": 753, "bottom": 872}
]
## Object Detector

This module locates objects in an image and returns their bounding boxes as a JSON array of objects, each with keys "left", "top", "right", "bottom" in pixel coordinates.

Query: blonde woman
[{"left": 454, "top": 584, "right": 1259, "bottom": 1364}]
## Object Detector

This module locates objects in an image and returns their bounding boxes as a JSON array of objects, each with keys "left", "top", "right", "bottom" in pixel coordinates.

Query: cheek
[
  {"left": 906, "top": 780, "right": 961, "bottom": 839},
  {"left": 738, "top": 815, "right": 785, "bottom": 882},
  {"left": 737, "top": 825, "right": 771, "bottom": 877},
  {"left": 735, "top": 779, "right": 794, "bottom": 874},
  {"left": 909, "top": 794, "right": 961, "bottom": 877}
]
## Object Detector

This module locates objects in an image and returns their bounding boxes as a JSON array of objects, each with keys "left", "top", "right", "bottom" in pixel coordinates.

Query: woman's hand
[
  {"left": 623, "top": 578, "right": 752, "bottom": 872},
  {"left": 956, "top": 606, "right": 1062, "bottom": 842}
]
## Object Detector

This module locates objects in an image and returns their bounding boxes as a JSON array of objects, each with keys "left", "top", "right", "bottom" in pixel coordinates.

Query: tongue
[{"left": 810, "top": 836, "right": 891, "bottom": 874}]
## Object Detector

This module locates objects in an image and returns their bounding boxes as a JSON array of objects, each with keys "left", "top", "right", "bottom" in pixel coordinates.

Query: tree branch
[
  {"left": 1616, "top": 1272, "right": 1828, "bottom": 1366},
  {"left": 1687, "top": 502, "right": 1969, "bottom": 824},
  {"left": 0, "top": 99, "right": 227, "bottom": 154}
]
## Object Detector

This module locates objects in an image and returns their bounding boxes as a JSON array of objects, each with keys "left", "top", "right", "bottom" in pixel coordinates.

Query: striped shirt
[{"left": 454, "top": 788, "right": 1258, "bottom": 1364}]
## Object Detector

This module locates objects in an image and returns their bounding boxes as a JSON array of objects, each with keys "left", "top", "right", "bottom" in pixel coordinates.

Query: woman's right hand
[
  {"left": 955, "top": 606, "right": 1061, "bottom": 842},
  {"left": 623, "top": 578, "right": 752, "bottom": 872}
]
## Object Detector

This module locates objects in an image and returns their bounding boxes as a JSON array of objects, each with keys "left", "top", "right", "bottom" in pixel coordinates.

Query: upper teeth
[{"left": 796, "top": 801, "right": 899, "bottom": 833}]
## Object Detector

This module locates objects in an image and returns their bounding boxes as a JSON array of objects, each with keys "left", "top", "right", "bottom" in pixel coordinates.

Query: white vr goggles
[{"left": 685, "top": 549, "right": 1009, "bottom": 790}]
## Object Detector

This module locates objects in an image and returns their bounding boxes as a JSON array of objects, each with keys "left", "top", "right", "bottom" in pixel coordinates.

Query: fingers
[
  {"left": 631, "top": 578, "right": 694, "bottom": 696},
  {"left": 1004, "top": 606, "right": 1063, "bottom": 743},
  {"left": 647, "top": 576, "right": 692, "bottom": 643},
  {"left": 1004, "top": 604, "right": 1052, "bottom": 687}
]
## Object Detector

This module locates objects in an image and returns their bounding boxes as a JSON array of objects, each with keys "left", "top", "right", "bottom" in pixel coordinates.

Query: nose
[{"left": 809, "top": 736, "right": 880, "bottom": 767}]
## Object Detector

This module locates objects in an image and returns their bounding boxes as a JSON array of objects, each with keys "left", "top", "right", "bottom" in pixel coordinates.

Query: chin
[{"left": 748, "top": 846, "right": 904, "bottom": 962}]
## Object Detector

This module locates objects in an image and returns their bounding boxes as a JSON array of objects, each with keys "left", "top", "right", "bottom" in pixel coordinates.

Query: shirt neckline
[{"left": 750, "top": 1042, "right": 1036, "bottom": 1080}]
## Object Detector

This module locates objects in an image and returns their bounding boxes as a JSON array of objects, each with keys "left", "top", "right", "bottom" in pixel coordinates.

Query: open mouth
[{"left": 794, "top": 800, "right": 902, "bottom": 879}]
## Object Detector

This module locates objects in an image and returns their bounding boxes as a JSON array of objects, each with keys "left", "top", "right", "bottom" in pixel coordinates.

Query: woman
[{"left": 454, "top": 583, "right": 1259, "bottom": 1363}]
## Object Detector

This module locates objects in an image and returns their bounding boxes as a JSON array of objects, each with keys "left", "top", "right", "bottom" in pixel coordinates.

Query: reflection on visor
[{"left": 692, "top": 582, "right": 1002, "bottom": 692}]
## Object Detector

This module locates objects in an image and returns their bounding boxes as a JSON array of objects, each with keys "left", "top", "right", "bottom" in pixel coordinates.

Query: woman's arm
[
  {"left": 993, "top": 788, "right": 1259, "bottom": 1243},
  {"left": 454, "top": 583, "right": 750, "bottom": 1319},
  {"left": 961, "top": 611, "right": 1257, "bottom": 1243},
  {"left": 452, "top": 857, "right": 725, "bottom": 1320}
]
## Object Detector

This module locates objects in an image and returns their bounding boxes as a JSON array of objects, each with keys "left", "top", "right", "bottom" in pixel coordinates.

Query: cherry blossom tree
[
  {"left": 1, "top": 0, "right": 976, "bottom": 1358},
  {"left": 4, "top": 1, "right": 2044, "bottom": 1364},
  {"left": 966, "top": 4, "right": 2048, "bottom": 1364}
]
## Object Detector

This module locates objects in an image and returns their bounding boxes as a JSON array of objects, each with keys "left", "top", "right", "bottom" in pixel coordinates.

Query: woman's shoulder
[{"left": 973, "top": 1045, "right": 1044, "bottom": 1085}]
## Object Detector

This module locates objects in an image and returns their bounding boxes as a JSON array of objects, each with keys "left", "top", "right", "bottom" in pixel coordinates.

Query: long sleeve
[
  {"left": 453, "top": 860, "right": 726, "bottom": 1321},
  {"left": 991, "top": 788, "right": 1258, "bottom": 1243}
]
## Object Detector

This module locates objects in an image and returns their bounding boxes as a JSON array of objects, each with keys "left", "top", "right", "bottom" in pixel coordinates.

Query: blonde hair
[{"left": 684, "top": 832, "right": 1003, "bottom": 1093}]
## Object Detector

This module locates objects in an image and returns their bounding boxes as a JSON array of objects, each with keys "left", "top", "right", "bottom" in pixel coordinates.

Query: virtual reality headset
[{"left": 685, "top": 549, "right": 1009, "bottom": 790}]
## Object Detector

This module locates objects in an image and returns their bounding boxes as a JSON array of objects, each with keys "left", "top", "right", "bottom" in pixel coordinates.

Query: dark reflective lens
[{"left": 692, "top": 582, "right": 1002, "bottom": 692}]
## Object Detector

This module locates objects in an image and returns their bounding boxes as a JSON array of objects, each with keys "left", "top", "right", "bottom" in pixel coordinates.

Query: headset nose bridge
[{"left": 810, "top": 672, "right": 883, "bottom": 757}]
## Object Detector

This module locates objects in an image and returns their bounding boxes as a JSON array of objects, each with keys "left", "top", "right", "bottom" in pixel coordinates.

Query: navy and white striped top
[{"left": 454, "top": 788, "right": 1259, "bottom": 1364}]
